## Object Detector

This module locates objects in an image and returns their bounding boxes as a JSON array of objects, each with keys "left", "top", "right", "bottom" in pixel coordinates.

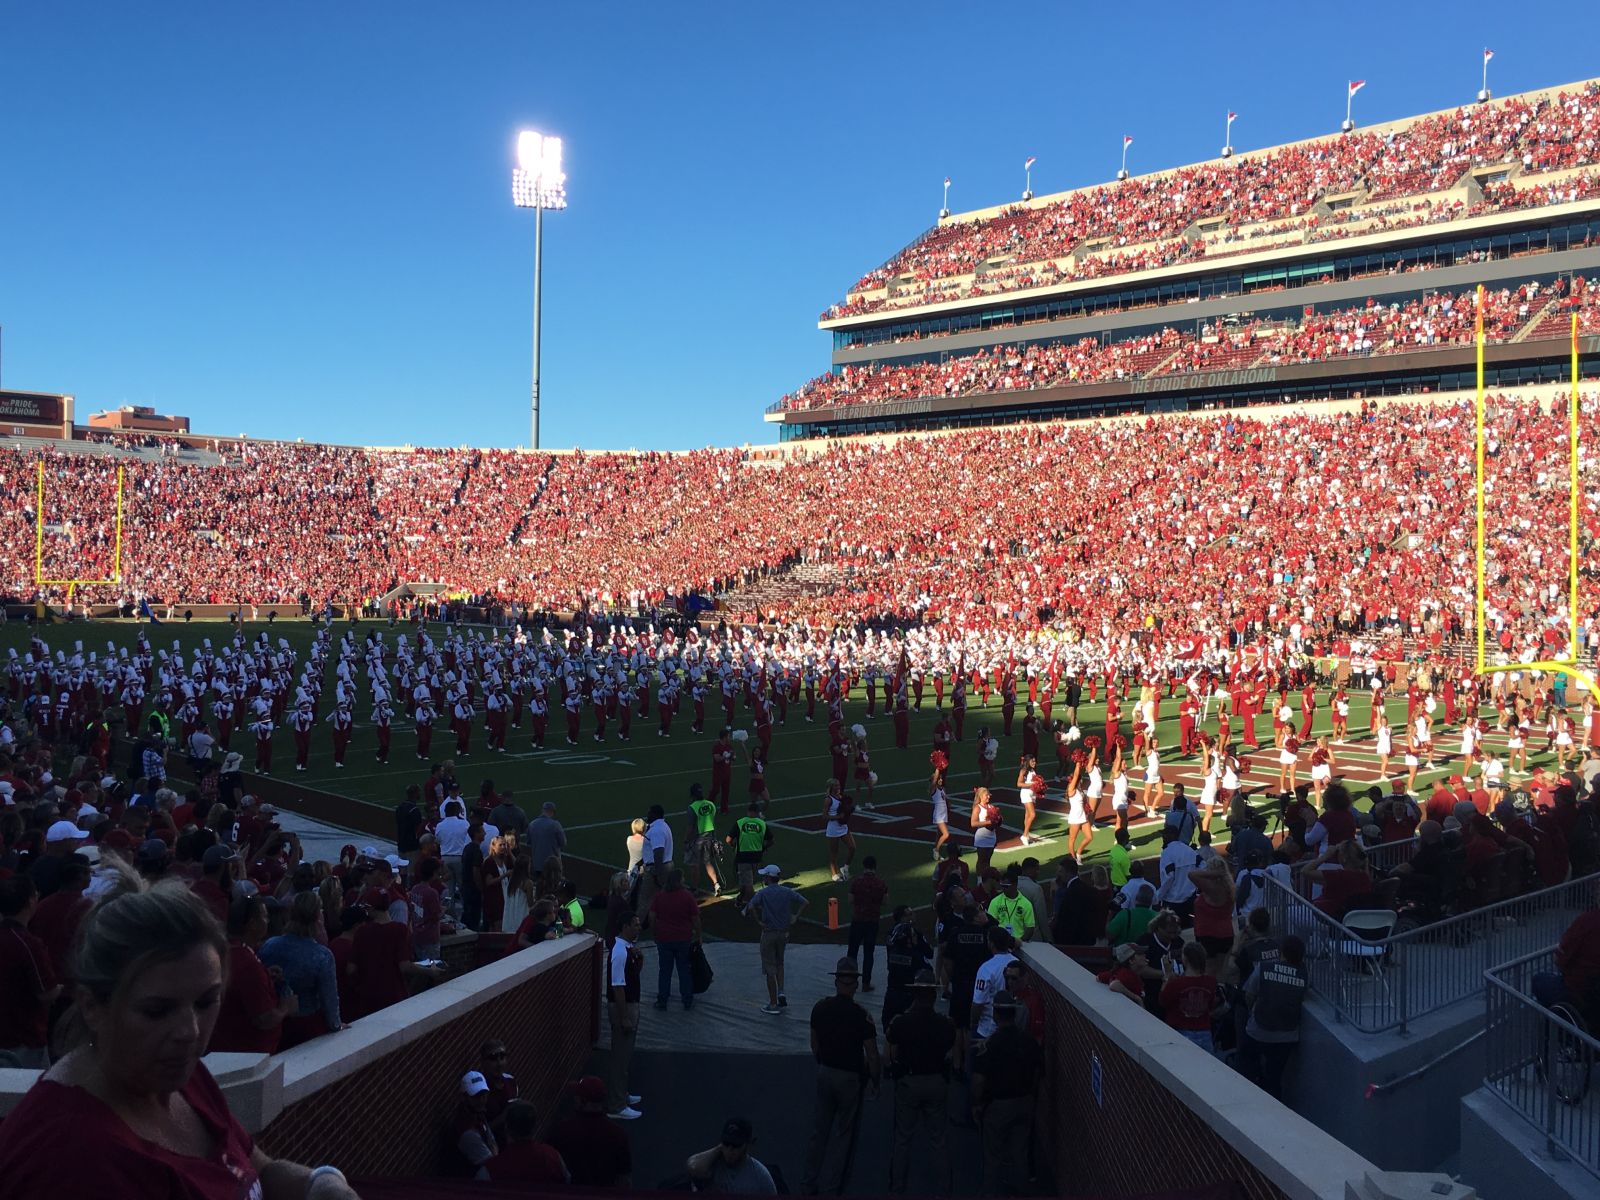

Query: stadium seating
[
  {"left": 780, "top": 279, "right": 1581, "bottom": 414},
  {"left": 824, "top": 82, "right": 1600, "bottom": 321},
  {"left": 4, "top": 388, "right": 1593, "bottom": 668}
]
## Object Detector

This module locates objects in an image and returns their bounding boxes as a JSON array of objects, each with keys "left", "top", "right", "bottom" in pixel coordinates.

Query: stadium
[{"left": 0, "top": 19, "right": 1598, "bottom": 1200}]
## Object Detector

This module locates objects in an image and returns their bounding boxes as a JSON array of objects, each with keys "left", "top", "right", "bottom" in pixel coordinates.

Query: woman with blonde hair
[
  {"left": 479, "top": 835, "right": 509, "bottom": 933},
  {"left": 970, "top": 786, "right": 1001, "bottom": 875},
  {"left": 500, "top": 852, "right": 536, "bottom": 934},
  {"left": 0, "top": 865, "right": 361, "bottom": 1197}
]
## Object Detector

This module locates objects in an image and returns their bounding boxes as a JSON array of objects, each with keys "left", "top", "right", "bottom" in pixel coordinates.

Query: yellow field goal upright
[
  {"left": 34, "top": 460, "right": 126, "bottom": 603},
  {"left": 1473, "top": 286, "right": 1596, "bottom": 695}
]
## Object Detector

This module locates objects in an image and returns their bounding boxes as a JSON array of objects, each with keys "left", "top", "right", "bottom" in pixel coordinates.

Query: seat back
[{"left": 1342, "top": 908, "right": 1398, "bottom": 942}]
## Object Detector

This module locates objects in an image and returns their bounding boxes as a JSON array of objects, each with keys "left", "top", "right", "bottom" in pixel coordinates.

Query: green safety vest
[
  {"left": 737, "top": 816, "right": 768, "bottom": 855},
  {"left": 689, "top": 799, "right": 717, "bottom": 836}
]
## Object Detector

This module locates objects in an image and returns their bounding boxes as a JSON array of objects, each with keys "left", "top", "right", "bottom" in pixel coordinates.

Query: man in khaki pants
[{"left": 607, "top": 912, "right": 645, "bottom": 1120}]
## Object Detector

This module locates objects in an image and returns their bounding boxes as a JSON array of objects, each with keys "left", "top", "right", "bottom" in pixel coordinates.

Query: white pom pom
[
  {"left": 851, "top": 723, "right": 866, "bottom": 740},
  {"left": 731, "top": 729, "right": 749, "bottom": 743},
  {"left": 868, "top": 771, "right": 878, "bottom": 785},
  {"left": 1067, "top": 725, "right": 1081, "bottom": 741}
]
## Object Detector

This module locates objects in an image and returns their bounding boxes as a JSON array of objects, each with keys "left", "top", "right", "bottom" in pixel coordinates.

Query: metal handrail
[
  {"left": 1262, "top": 871, "right": 1600, "bottom": 1034},
  {"left": 1482, "top": 948, "right": 1600, "bottom": 1179}
]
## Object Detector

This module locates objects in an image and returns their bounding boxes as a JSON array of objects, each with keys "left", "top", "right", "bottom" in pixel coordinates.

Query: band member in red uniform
[
  {"left": 1178, "top": 693, "right": 1198, "bottom": 756},
  {"left": 1299, "top": 682, "right": 1317, "bottom": 740},
  {"left": 252, "top": 713, "right": 275, "bottom": 774},
  {"left": 327, "top": 701, "right": 353, "bottom": 768},
  {"left": 291, "top": 703, "right": 314, "bottom": 772},
  {"left": 528, "top": 693, "right": 548, "bottom": 749},
  {"left": 372, "top": 695, "right": 393, "bottom": 763},
  {"left": 414, "top": 700, "right": 435, "bottom": 760}
]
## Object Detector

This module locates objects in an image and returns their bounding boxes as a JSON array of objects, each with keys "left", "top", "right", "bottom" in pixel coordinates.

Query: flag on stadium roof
[
  {"left": 1024, "top": 156, "right": 1036, "bottom": 170},
  {"left": 1123, "top": 135, "right": 1134, "bottom": 145},
  {"left": 944, "top": 176, "right": 951, "bottom": 187},
  {"left": 1483, "top": 48, "right": 1494, "bottom": 62},
  {"left": 1227, "top": 111, "right": 1237, "bottom": 122},
  {"left": 1348, "top": 79, "right": 1367, "bottom": 96}
]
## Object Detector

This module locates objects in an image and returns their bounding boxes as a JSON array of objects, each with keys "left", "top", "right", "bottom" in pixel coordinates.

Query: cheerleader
[
  {"left": 1481, "top": 747, "right": 1507, "bottom": 798},
  {"left": 853, "top": 738, "right": 875, "bottom": 806},
  {"left": 1110, "top": 744, "right": 1131, "bottom": 833},
  {"left": 970, "top": 786, "right": 1001, "bottom": 875},
  {"left": 1064, "top": 754, "right": 1093, "bottom": 865},
  {"left": 1015, "top": 754, "right": 1046, "bottom": 847},
  {"left": 1403, "top": 732, "right": 1422, "bottom": 794},
  {"left": 929, "top": 768, "right": 951, "bottom": 863},
  {"left": 1308, "top": 736, "right": 1335, "bottom": 803},
  {"left": 1374, "top": 713, "right": 1393, "bottom": 781},
  {"left": 1555, "top": 709, "right": 1576, "bottom": 770},
  {"left": 824, "top": 779, "right": 856, "bottom": 882},
  {"left": 1412, "top": 710, "right": 1435, "bottom": 768},
  {"left": 1273, "top": 698, "right": 1295, "bottom": 748},
  {"left": 1332, "top": 688, "right": 1350, "bottom": 744},
  {"left": 1506, "top": 716, "right": 1527, "bottom": 776},
  {"left": 1220, "top": 750, "right": 1242, "bottom": 810},
  {"left": 1197, "top": 736, "right": 1221, "bottom": 835},
  {"left": 1139, "top": 736, "right": 1164, "bottom": 816},
  {"left": 1459, "top": 715, "right": 1481, "bottom": 770},
  {"left": 1084, "top": 743, "right": 1104, "bottom": 822},
  {"left": 1277, "top": 732, "right": 1301, "bottom": 796}
]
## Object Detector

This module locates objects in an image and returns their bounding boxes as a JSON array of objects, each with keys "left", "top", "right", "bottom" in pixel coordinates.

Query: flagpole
[
  {"left": 1343, "top": 85, "right": 1354, "bottom": 133},
  {"left": 1023, "top": 164, "right": 1032, "bottom": 201},
  {"left": 940, "top": 177, "right": 950, "bottom": 220},
  {"left": 1479, "top": 51, "right": 1492, "bottom": 103}
]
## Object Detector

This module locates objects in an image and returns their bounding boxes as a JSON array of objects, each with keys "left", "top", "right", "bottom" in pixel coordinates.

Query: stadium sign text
[
  {"left": 0, "top": 391, "right": 61, "bottom": 422},
  {"left": 1131, "top": 366, "right": 1277, "bottom": 395},
  {"left": 824, "top": 397, "right": 933, "bottom": 419}
]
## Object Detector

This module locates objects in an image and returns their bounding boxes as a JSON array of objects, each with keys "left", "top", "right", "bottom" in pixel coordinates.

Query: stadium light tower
[{"left": 512, "top": 130, "right": 567, "bottom": 450}]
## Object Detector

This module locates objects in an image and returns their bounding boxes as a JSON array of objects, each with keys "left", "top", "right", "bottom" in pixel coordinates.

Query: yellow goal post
[{"left": 34, "top": 460, "right": 125, "bottom": 603}]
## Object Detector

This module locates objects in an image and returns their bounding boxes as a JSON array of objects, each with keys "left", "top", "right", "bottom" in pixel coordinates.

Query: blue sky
[{"left": 2, "top": 3, "right": 1596, "bottom": 451}]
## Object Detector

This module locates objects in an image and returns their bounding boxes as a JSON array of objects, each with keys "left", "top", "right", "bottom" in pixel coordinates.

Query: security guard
[
  {"left": 884, "top": 969, "right": 955, "bottom": 1194},
  {"left": 724, "top": 799, "right": 772, "bottom": 902}
]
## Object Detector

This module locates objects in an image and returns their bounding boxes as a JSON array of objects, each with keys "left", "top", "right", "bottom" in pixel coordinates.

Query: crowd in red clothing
[
  {"left": 783, "top": 278, "right": 1585, "bottom": 413},
  {"left": 5, "top": 383, "right": 1599, "bottom": 662},
  {"left": 824, "top": 83, "right": 1600, "bottom": 321}
]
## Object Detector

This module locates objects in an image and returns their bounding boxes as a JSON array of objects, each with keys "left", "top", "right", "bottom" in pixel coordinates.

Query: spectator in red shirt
[
  {"left": 190, "top": 844, "right": 237, "bottom": 926},
  {"left": 452, "top": 1070, "right": 500, "bottom": 1177},
  {"left": 1304, "top": 841, "right": 1374, "bottom": 922},
  {"left": 347, "top": 889, "right": 443, "bottom": 1018},
  {"left": 27, "top": 855, "right": 92, "bottom": 982},
  {"left": 0, "top": 876, "right": 62, "bottom": 1067},
  {"left": 478, "top": 1099, "right": 569, "bottom": 1185},
  {"left": 211, "top": 895, "right": 294, "bottom": 1054},
  {"left": 408, "top": 857, "right": 445, "bottom": 960},
  {"left": 846, "top": 856, "right": 890, "bottom": 991},
  {"left": 549, "top": 1076, "right": 633, "bottom": 1188},
  {"left": 0, "top": 867, "right": 361, "bottom": 1198},
  {"left": 646, "top": 869, "right": 702, "bottom": 1011},
  {"left": 1160, "top": 941, "right": 1223, "bottom": 1054},
  {"left": 1096, "top": 943, "right": 1147, "bottom": 1003},
  {"left": 1540, "top": 909, "right": 1600, "bottom": 1025}
]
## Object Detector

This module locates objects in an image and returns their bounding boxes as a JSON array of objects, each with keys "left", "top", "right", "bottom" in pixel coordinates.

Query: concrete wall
[
  {"left": 1459, "top": 1086, "right": 1598, "bottom": 1200},
  {"left": 1288, "top": 996, "right": 1486, "bottom": 1173}
]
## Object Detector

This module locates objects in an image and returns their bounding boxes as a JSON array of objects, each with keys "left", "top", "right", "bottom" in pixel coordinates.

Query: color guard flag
[
  {"left": 1023, "top": 156, "right": 1036, "bottom": 170},
  {"left": 1348, "top": 79, "right": 1367, "bottom": 96}
]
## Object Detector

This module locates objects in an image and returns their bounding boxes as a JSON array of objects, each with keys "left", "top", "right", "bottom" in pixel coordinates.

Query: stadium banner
[{"left": 0, "top": 390, "right": 64, "bottom": 423}]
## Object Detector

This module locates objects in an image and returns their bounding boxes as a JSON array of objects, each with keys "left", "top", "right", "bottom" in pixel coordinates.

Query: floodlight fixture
[
  {"left": 511, "top": 128, "right": 568, "bottom": 450},
  {"left": 512, "top": 131, "right": 567, "bottom": 210}
]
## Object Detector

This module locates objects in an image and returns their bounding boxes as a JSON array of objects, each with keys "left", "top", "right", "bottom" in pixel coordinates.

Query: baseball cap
[
  {"left": 460, "top": 1070, "right": 490, "bottom": 1097},
  {"left": 720, "top": 1117, "right": 754, "bottom": 1148},
  {"left": 202, "top": 844, "right": 239, "bottom": 871},
  {"left": 1113, "top": 943, "right": 1140, "bottom": 965},
  {"left": 572, "top": 1076, "right": 607, "bottom": 1105},
  {"left": 46, "top": 820, "right": 87, "bottom": 843},
  {"left": 137, "top": 838, "right": 169, "bottom": 866},
  {"left": 758, "top": 864, "right": 781, "bottom": 877}
]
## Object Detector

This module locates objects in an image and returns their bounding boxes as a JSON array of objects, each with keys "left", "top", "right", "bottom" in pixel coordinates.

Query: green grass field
[{"left": 4, "top": 617, "right": 1558, "bottom": 926}]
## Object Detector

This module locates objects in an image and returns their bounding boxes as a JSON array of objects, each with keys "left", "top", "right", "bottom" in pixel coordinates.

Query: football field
[{"left": 3, "top": 617, "right": 1557, "bottom": 925}]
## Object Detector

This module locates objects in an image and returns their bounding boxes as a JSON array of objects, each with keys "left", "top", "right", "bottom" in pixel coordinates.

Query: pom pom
[
  {"left": 930, "top": 750, "right": 949, "bottom": 771},
  {"left": 868, "top": 771, "right": 878, "bottom": 785},
  {"left": 851, "top": 723, "right": 866, "bottom": 740},
  {"left": 731, "top": 729, "right": 749, "bottom": 743},
  {"left": 1071, "top": 748, "right": 1087, "bottom": 766},
  {"left": 1066, "top": 724, "right": 1081, "bottom": 741}
]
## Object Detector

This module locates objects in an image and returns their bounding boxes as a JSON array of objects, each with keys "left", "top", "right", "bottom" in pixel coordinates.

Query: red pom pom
[
  {"left": 929, "top": 750, "right": 949, "bottom": 771},
  {"left": 1071, "top": 749, "right": 1087, "bottom": 766}
]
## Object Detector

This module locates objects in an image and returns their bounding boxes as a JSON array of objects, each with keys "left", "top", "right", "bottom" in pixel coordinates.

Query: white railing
[
  {"left": 1264, "top": 871, "right": 1600, "bottom": 1033},
  {"left": 1483, "top": 948, "right": 1599, "bottom": 1179}
]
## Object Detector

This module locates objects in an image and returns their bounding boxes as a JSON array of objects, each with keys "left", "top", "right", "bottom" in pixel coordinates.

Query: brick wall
[
  {"left": 1032, "top": 980, "right": 1289, "bottom": 1200},
  {"left": 256, "top": 937, "right": 600, "bottom": 1178}
]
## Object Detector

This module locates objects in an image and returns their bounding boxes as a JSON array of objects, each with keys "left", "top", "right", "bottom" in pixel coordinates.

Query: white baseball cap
[{"left": 46, "top": 820, "right": 87, "bottom": 843}]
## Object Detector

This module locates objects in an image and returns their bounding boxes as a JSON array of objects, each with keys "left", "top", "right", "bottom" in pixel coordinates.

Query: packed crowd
[
  {"left": 824, "top": 82, "right": 1600, "bottom": 320},
  {"left": 782, "top": 276, "right": 1593, "bottom": 413},
  {"left": 7, "top": 386, "right": 1600, "bottom": 663}
]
